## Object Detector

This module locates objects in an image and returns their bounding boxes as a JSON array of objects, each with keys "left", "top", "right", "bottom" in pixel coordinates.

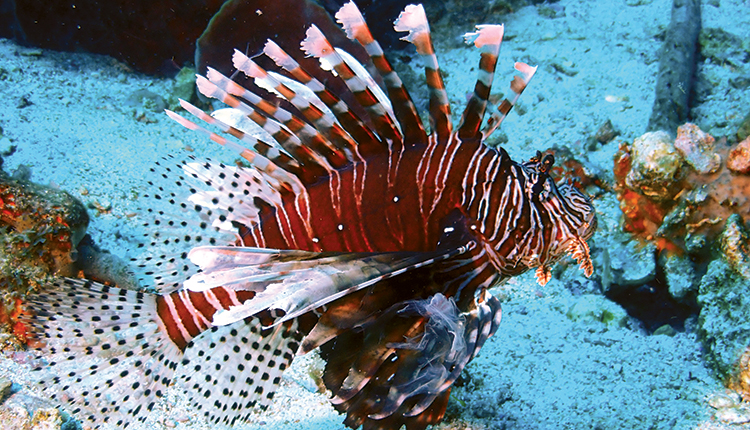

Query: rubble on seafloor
[
  {"left": 606, "top": 119, "right": 750, "bottom": 413},
  {"left": 593, "top": 119, "right": 750, "bottom": 410},
  {"left": 0, "top": 374, "right": 75, "bottom": 429}
]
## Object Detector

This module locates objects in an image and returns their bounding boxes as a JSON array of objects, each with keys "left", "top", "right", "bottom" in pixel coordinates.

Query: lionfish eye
[
  {"left": 528, "top": 153, "right": 555, "bottom": 200},
  {"left": 540, "top": 154, "right": 555, "bottom": 174}
]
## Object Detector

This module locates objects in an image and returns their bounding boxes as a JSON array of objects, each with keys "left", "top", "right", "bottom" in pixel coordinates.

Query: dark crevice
[{"left": 605, "top": 253, "right": 700, "bottom": 333}]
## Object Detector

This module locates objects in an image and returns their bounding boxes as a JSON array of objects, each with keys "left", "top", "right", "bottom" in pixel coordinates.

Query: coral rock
[
  {"left": 698, "top": 257, "right": 750, "bottom": 381},
  {"left": 624, "top": 131, "right": 683, "bottom": 202},
  {"left": 674, "top": 123, "right": 721, "bottom": 174},
  {"left": 698, "top": 218, "right": 750, "bottom": 382},
  {"left": 731, "top": 348, "right": 750, "bottom": 402},
  {"left": 727, "top": 136, "right": 750, "bottom": 174},
  {"left": 720, "top": 214, "right": 750, "bottom": 279},
  {"left": 659, "top": 252, "right": 698, "bottom": 303},
  {"left": 614, "top": 125, "right": 750, "bottom": 258},
  {"left": 0, "top": 169, "right": 89, "bottom": 346}
]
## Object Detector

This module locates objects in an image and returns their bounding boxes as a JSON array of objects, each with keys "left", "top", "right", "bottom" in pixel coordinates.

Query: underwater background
[{"left": 0, "top": 0, "right": 749, "bottom": 428}]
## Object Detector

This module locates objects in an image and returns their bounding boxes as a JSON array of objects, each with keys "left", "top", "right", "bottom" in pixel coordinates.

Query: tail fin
[
  {"left": 25, "top": 278, "right": 181, "bottom": 428},
  {"left": 26, "top": 277, "right": 309, "bottom": 428}
]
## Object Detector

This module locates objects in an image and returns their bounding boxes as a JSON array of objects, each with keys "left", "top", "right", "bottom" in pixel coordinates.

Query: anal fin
[{"left": 178, "top": 315, "right": 306, "bottom": 426}]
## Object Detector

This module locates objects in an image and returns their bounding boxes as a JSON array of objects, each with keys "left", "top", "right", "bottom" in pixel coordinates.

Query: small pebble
[
  {"left": 19, "top": 48, "right": 43, "bottom": 57},
  {"left": 594, "top": 119, "right": 620, "bottom": 144},
  {"left": 0, "top": 377, "right": 12, "bottom": 401},
  {"left": 708, "top": 391, "right": 738, "bottom": 409}
]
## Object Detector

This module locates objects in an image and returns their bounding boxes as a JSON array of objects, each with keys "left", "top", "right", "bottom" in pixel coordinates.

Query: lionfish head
[
  {"left": 528, "top": 153, "right": 596, "bottom": 285},
  {"left": 485, "top": 151, "right": 597, "bottom": 286}
]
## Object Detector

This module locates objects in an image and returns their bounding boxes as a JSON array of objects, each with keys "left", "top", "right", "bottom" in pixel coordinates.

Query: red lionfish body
[{"left": 27, "top": 2, "right": 596, "bottom": 430}]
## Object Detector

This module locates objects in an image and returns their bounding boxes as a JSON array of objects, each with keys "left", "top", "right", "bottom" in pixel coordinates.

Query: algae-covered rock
[
  {"left": 0, "top": 171, "right": 89, "bottom": 289},
  {"left": 738, "top": 111, "right": 750, "bottom": 143},
  {"left": 600, "top": 232, "right": 657, "bottom": 293},
  {"left": 697, "top": 216, "right": 750, "bottom": 379},
  {"left": 731, "top": 348, "right": 750, "bottom": 402},
  {"left": 720, "top": 214, "right": 750, "bottom": 279},
  {"left": 0, "top": 168, "right": 89, "bottom": 346},
  {"left": 698, "top": 258, "right": 750, "bottom": 379},
  {"left": 659, "top": 251, "right": 699, "bottom": 304},
  {"left": 699, "top": 27, "right": 748, "bottom": 66},
  {"left": 170, "top": 66, "right": 199, "bottom": 110},
  {"left": 625, "top": 131, "right": 684, "bottom": 202}
]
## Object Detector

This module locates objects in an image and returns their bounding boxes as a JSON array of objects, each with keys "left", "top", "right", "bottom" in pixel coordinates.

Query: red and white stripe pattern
[
  {"left": 155, "top": 286, "right": 255, "bottom": 350},
  {"left": 394, "top": 4, "right": 452, "bottom": 143}
]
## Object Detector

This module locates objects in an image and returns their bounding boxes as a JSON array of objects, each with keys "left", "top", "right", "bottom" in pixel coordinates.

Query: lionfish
[{"left": 26, "top": 2, "right": 596, "bottom": 429}]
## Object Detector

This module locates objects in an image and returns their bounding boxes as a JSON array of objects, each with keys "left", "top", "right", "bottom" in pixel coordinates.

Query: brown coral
[{"left": 730, "top": 347, "right": 750, "bottom": 402}]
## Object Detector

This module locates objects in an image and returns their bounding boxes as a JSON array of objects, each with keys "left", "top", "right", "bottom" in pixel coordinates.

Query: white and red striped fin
[
  {"left": 191, "top": 71, "right": 336, "bottom": 183},
  {"left": 25, "top": 279, "right": 182, "bottom": 428},
  {"left": 481, "top": 61, "right": 538, "bottom": 140},
  {"left": 457, "top": 24, "right": 504, "bottom": 141},
  {"left": 231, "top": 50, "right": 352, "bottom": 168},
  {"left": 334, "top": 1, "right": 427, "bottom": 146},
  {"left": 183, "top": 244, "right": 473, "bottom": 329},
  {"left": 164, "top": 110, "right": 305, "bottom": 191},
  {"left": 301, "top": 24, "right": 403, "bottom": 144},
  {"left": 175, "top": 100, "right": 301, "bottom": 173},
  {"left": 178, "top": 316, "right": 305, "bottom": 426},
  {"left": 394, "top": 4, "right": 452, "bottom": 143},
  {"left": 263, "top": 39, "right": 379, "bottom": 155}
]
